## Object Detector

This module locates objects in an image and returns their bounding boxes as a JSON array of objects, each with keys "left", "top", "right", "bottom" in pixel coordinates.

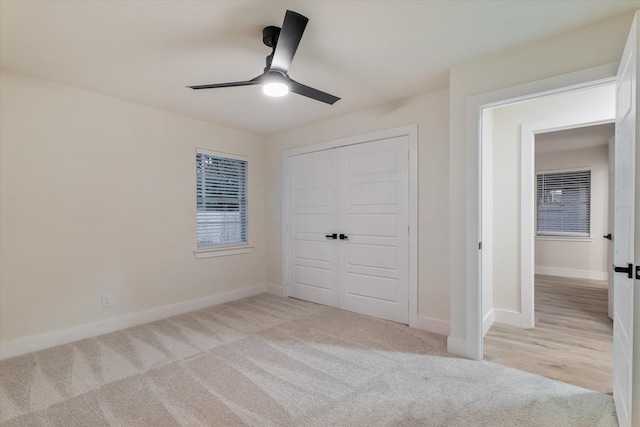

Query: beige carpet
[{"left": 0, "top": 294, "right": 617, "bottom": 426}]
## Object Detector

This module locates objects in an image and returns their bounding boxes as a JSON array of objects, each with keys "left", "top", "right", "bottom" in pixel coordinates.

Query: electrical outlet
[{"left": 102, "top": 294, "right": 112, "bottom": 308}]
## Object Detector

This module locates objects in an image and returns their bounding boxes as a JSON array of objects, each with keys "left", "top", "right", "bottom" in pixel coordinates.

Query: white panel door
[
  {"left": 613, "top": 12, "right": 637, "bottom": 427},
  {"left": 287, "top": 149, "right": 340, "bottom": 307},
  {"left": 286, "top": 136, "right": 410, "bottom": 324},
  {"left": 339, "top": 136, "right": 409, "bottom": 323}
]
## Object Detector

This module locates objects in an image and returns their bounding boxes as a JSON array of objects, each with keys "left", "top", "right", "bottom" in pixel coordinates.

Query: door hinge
[
  {"left": 479, "top": 242, "right": 482, "bottom": 250},
  {"left": 408, "top": 225, "right": 410, "bottom": 235}
]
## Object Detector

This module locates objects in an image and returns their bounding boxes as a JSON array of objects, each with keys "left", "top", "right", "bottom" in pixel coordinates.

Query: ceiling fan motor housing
[{"left": 262, "top": 26, "right": 281, "bottom": 48}]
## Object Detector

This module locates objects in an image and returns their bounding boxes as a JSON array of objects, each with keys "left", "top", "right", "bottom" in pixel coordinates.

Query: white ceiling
[
  {"left": 2, "top": 1, "right": 639, "bottom": 135},
  {"left": 536, "top": 123, "right": 615, "bottom": 154}
]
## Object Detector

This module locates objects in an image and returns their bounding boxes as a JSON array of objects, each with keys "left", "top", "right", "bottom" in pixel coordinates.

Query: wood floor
[{"left": 483, "top": 274, "right": 613, "bottom": 394}]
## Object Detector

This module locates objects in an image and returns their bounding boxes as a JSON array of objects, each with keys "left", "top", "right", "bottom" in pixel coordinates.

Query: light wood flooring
[{"left": 483, "top": 274, "right": 613, "bottom": 394}]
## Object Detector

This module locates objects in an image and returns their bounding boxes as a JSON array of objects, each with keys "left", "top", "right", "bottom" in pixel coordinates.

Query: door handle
[
  {"left": 325, "top": 233, "right": 337, "bottom": 239},
  {"left": 339, "top": 233, "right": 349, "bottom": 240},
  {"left": 604, "top": 233, "right": 612, "bottom": 240},
  {"left": 614, "top": 263, "right": 633, "bottom": 279}
]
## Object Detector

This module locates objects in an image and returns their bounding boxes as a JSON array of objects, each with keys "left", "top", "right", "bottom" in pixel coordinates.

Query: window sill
[
  {"left": 535, "top": 236, "right": 593, "bottom": 243},
  {"left": 194, "top": 244, "right": 254, "bottom": 259}
]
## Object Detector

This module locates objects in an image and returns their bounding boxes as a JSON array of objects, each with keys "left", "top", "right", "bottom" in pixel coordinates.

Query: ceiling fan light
[{"left": 263, "top": 81, "right": 289, "bottom": 97}]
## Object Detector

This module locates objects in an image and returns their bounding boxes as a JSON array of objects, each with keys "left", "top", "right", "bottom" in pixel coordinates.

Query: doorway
[
  {"left": 482, "top": 118, "right": 615, "bottom": 393},
  {"left": 479, "top": 83, "right": 615, "bottom": 334}
]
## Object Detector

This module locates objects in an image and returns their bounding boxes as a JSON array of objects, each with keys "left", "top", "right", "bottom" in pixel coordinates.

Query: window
[
  {"left": 196, "top": 149, "right": 247, "bottom": 248},
  {"left": 536, "top": 169, "right": 590, "bottom": 237}
]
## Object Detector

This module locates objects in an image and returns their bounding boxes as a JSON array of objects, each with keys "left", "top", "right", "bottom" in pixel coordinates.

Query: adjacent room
[
  {"left": 1, "top": 1, "right": 640, "bottom": 426},
  {"left": 481, "top": 85, "right": 615, "bottom": 394}
]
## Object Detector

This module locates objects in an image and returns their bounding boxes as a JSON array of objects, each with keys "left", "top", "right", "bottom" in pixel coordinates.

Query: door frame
[
  {"left": 462, "top": 62, "right": 619, "bottom": 360},
  {"left": 281, "top": 124, "right": 419, "bottom": 327},
  {"left": 609, "top": 134, "right": 616, "bottom": 320},
  {"left": 519, "top": 114, "right": 615, "bottom": 329},
  {"left": 481, "top": 102, "right": 615, "bottom": 337}
]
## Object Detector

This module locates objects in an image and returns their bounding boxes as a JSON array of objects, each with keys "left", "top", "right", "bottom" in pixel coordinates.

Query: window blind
[
  {"left": 536, "top": 170, "right": 590, "bottom": 236},
  {"left": 196, "top": 151, "right": 247, "bottom": 247}
]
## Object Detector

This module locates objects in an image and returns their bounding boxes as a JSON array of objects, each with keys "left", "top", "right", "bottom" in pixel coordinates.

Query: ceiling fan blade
[
  {"left": 290, "top": 79, "right": 340, "bottom": 105},
  {"left": 270, "top": 10, "right": 308, "bottom": 73},
  {"left": 188, "top": 75, "right": 263, "bottom": 90}
]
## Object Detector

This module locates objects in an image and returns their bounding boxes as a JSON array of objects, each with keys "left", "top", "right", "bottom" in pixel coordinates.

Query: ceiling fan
[{"left": 187, "top": 10, "right": 340, "bottom": 105}]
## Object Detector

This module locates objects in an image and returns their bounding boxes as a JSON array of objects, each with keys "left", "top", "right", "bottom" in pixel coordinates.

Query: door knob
[
  {"left": 325, "top": 233, "right": 337, "bottom": 239},
  {"left": 614, "top": 263, "right": 633, "bottom": 279},
  {"left": 339, "top": 233, "right": 349, "bottom": 240},
  {"left": 604, "top": 233, "right": 612, "bottom": 240}
]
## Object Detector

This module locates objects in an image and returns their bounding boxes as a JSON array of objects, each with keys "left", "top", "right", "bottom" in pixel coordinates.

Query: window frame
[
  {"left": 535, "top": 167, "right": 591, "bottom": 238},
  {"left": 194, "top": 148, "right": 252, "bottom": 258}
]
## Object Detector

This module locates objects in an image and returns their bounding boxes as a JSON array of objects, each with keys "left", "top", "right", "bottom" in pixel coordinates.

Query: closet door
[
  {"left": 339, "top": 136, "right": 409, "bottom": 323},
  {"left": 286, "top": 149, "right": 340, "bottom": 307}
]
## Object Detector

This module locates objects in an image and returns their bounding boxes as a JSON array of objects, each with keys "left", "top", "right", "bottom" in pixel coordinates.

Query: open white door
[{"left": 613, "top": 12, "right": 638, "bottom": 427}]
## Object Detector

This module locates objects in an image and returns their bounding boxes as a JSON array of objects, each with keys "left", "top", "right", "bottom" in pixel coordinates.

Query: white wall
[
  {"left": 265, "top": 89, "right": 451, "bottom": 332},
  {"left": 449, "top": 11, "right": 634, "bottom": 355},
  {"left": 489, "top": 86, "right": 614, "bottom": 315},
  {"left": 1, "top": 9, "right": 635, "bottom": 362},
  {"left": 535, "top": 145, "right": 610, "bottom": 280},
  {"left": 0, "top": 71, "right": 266, "bottom": 352}
]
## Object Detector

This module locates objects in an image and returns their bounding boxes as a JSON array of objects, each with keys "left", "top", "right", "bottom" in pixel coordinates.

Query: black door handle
[
  {"left": 614, "top": 263, "right": 633, "bottom": 279},
  {"left": 604, "top": 234, "right": 612, "bottom": 240},
  {"left": 339, "top": 234, "right": 349, "bottom": 240},
  {"left": 325, "top": 233, "right": 337, "bottom": 239}
]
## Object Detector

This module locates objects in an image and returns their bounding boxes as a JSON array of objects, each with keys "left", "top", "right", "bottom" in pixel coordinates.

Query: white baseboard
[
  {"left": 447, "top": 336, "right": 467, "bottom": 357},
  {"left": 482, "top": 309, "right": 495, "bottom": 337},
  {"left": 0, "top": 284, "right": 266, "bottom": 360},
  {"left": 414, "top": 315, "right": 450, "bottom": 336},
  {"left": 265, "top": 283, "right": 285, "bottom": 297},
  {"left": 535, "top": 266, "right": 607, "bottom": 281},
  {"left": 493, "top": 308, "right": 521, "bottom": 327}
]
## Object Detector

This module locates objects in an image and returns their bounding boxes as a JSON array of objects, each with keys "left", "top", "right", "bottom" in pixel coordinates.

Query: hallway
[{"left": 484, "top": 274, "right": 612, "bottom": 394}]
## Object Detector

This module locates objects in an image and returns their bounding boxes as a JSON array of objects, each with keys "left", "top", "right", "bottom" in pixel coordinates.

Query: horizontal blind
[
  {"left": 196, "top": 151, "right": 247, "bottom": 247},
  {"left": 536, "top": 170, "right": 590, "bottom": 236}
]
